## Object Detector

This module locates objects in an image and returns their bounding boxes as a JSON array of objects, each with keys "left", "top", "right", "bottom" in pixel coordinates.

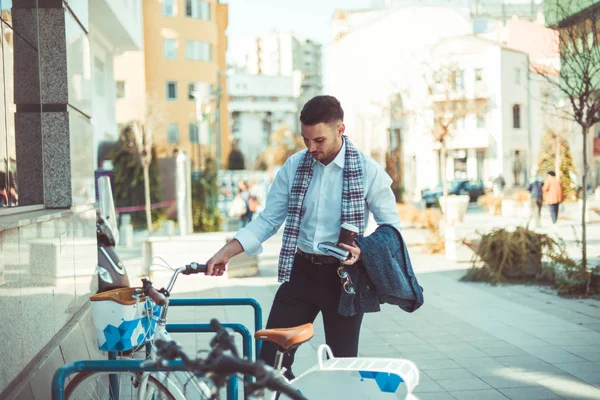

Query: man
[
  {"left": 543, "top": 171, "right": 563, "bottom": 225},
  {"left": 205, "top": 95, "right": 401, "bottom": 377},
  {"left": 527, "top": 169, "right": 544, "bottom": 228}
]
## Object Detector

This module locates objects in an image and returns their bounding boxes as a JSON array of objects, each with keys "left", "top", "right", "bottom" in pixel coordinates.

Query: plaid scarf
[{"left": 277, "top": 136, "right": 365, "bottom": 282}]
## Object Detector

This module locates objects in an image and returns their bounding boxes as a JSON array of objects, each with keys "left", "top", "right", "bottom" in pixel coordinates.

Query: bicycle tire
[{"left": 65, "top": 371, "right": 176, "bottom": 400}]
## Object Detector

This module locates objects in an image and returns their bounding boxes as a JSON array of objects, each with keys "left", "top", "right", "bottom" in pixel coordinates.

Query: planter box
[
  {"left": 439, "top": 195, "right": 470, "bottom": 226},
  {"left": 501, "top": 199, "right": 517, "bottom": 218},
  {"left": 143, "top": 233, "right": 259, "bottom": 278},
  {"left": 579, "top": 199, "right": 600, "bottom": 223},
  {"left": 444, "top": 227, "right": 472, "bottom": 262}
]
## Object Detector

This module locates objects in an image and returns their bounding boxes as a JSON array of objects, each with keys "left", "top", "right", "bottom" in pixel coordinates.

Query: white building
[
  {"left": 327, "top": 6, "right": 473, "bottom": 164},
  {"left": 402, "top": 35, "right": 532, "bottom": 198},
  {"left": 90, "top": 0, "right": 143, "bottom": 169},
  {"left": 234, "top": 32, "right": 323, "bottom": 110},
  {"left": 227, "top": 73, "right": 298, "bottom": 168}
]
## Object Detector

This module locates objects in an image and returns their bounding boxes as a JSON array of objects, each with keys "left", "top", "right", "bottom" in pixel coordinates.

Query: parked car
[{"left": 421, "top": 180, "right": 486, "bottom": 207}]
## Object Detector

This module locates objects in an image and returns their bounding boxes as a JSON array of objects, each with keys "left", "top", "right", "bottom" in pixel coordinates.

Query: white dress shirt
[{"left": 234, "top": 139, "right": 402, "bottom": 256}]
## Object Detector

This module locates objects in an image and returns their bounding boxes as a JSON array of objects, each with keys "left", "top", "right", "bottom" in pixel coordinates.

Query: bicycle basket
[{"left": 90, "top": 287, "right": 162, "bottom": 352}]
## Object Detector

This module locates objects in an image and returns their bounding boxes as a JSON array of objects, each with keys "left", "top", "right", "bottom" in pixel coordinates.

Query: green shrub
[{"left": 191, "top": 157, "right": 221, "bottom": 232}]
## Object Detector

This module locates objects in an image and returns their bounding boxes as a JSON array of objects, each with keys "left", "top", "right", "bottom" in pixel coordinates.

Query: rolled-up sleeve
[
  {"left": 365, "top": 159, "right": 402, "bottom": 233},
  {"left": 233, "top": 162, "right": 291, "bottom": 255}
]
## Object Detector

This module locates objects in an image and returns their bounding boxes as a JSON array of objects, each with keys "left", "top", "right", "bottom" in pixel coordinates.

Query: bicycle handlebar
[
  {"left": 182, "top": 262, "right": 208, "bottom": 275},
  {"left": 141, "top": 262, "right": 207, "bottom": 306},
  {"left": 141, "top": 278, "right": 168, "bottom": 306}
]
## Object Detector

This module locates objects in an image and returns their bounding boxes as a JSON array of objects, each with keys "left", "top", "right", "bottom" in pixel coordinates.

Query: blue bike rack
[
  {"left": 51, "top": 359, "right": 238, "bottom": 400},
  {"left": 169, "top": 297, "right": 263, "bottom": 357},
  {"left": 51, "top": 298, "right": 264, "bottom": 399}
]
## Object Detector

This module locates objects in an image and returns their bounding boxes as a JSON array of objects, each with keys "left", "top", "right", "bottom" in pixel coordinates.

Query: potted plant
[{"left": 477, "top": 194, "right": 502, "bottom": 215}]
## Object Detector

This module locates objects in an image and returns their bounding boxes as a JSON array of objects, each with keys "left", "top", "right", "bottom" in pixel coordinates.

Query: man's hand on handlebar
[
  {"left": 206, "top": 239, "right": 244, "bottom": 277},
  {"left": 206, "top": 253, "right": 228, "bottom": 277}
]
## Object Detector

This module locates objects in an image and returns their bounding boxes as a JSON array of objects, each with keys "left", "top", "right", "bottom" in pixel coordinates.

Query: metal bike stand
[
  {"left": 169, "top": 297, "right": 264, "bottom": 357},
  {"left": 51, "top": 359, "right": 239, "bottom": 400},
  {"left": 167, "top": 322, "right": 252, "bottom": 398}
]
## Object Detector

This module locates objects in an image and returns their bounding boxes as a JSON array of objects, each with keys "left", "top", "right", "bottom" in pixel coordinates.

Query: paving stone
[
  {"left": 437, "top": 378, "right": 493, "bottom": 391},
  {"left": 450, "top": 389, "right": 510, "bottom": 400},
  {"left": 498, "top": 386, "right": 563, "bottom": 400}
]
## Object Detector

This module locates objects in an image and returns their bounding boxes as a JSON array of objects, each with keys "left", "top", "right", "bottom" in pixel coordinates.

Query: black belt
[{"left": 296, "top": 248, "right": 340, "bottom": 265}]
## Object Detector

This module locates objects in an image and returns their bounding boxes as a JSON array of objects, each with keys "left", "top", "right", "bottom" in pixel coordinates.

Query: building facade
[
  {"left": 228, "top": 73, "right": 298, "bottom": 168},
  {"left": 0, "top": 1, "right": 141, "bottom": 398},
  {"left": 545, "top": 0, "right": 600, "bottom": 189},
  {"left": 237, "top": 32, "right": 323, "bottom": 112},
  {"left": 327, "top": 6, "right": 474, "bottom": 168},
  {"left": 400, "top": 35, "right": 533, "bottom": 199},
  {"left": 115, "top": 0, "right": 229, "bottom": 171},
  {"left": 90, "top": 0, "right": 143, "bottom": 169}
]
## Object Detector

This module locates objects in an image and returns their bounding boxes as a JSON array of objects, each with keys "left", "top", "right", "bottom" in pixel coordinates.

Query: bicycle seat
[{"left": 255, "top": 323, "right": 314, "bottom": 351}]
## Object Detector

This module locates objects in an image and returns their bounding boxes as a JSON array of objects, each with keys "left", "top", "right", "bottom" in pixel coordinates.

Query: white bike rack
[{"left": 289, "top": 344, "right": 420, "bottom": 399}]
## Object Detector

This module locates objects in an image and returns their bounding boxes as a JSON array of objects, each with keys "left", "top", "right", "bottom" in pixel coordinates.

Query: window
[
  {"left": 188, "top": 83, "right": 196, "bottom": 101},
  {"left": 166, "top": 81, "right": 178, "bottom": 100},
  {"left": 475, "top": 68, "right": 483, "bottom": 82},
  {"left": 185, "top": 41, "right": 211, "bottom": 61},
  {"left": 513, "top": 104, "right": 521, "bottom": 129},
  {"left": 477, "top": 114, "right": 486, "bottom": 128},
  {"left": 94, "top": 57, "right": 105, "bottom": 96},
  {"left": 451, "top": 70, "right": 464, "bottom": 90},
  {"left": 189, "top": 123, "right": 199, "bottom": 143},
  {"left": 116, "top": 81, "right": 125, "bottom": 98},
  {"left": 163, "top": 0, "right": 175, "bottom": 16},
  {"left": 163, "top": 39, "right": 177, "bottom": 59},
  {"left": 515, "top": 68, "right": 521, "bottom": 85},
  {"left": 186, "top": 0, "right": 211, "bottom": 20},
  {"left": 167, "top": 124, "right": 180, "bottom": 144}
]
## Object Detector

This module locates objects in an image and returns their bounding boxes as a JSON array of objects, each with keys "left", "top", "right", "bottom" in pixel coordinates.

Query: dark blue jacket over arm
[{"left": 338, "top": 224, "right": 424, "bottom": 317}]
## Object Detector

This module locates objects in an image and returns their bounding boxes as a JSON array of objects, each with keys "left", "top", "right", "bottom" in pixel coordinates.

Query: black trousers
[
  {"left": 549, "top": 203, "right": 559, "bottom": 224},
  {"left": 258, "top": 254, "right": 364, "bottom": 378}
]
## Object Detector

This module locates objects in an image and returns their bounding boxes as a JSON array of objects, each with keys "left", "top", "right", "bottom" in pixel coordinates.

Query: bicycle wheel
[{"left": 65, "top": 371, "right": 176, "bottom": 400}]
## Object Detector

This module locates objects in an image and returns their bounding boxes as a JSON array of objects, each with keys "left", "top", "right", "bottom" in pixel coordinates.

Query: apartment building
[
  {"left": 239, "top": 32, "right": 323, "bottom": 110},
  {"left": 115, "top": 0, "right": 229, "bottom": 170},
  {"left": 228, "top": 72, "right": 298, "bottom": 168}
]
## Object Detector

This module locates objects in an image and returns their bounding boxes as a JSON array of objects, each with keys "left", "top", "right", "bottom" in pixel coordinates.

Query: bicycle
[
  {"left": 64, "top": 261, "right": 234, "bottom": 399},
  {"left": 64, "top": 261, "right": 420, "bottom": 399}
]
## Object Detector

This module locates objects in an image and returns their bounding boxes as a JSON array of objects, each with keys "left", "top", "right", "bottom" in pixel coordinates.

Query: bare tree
[
  {"left": 535, "top": 0, "right": 600, "bottom": 278},
  {"left": 129, "top": 94, "right": 166, "bottom": 235},
  {"left": 422, "top": 63, "right": 487, "bottom": 221}
]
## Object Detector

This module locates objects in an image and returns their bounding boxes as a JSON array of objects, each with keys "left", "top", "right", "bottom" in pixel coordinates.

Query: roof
[{"left": 505, "top": 19, "right": 559, "bottom": 62}]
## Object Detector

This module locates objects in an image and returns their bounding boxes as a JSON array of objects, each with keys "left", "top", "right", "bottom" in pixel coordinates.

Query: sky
[{"left": 224, "top": 0, "right": 372, "bottom": 64}]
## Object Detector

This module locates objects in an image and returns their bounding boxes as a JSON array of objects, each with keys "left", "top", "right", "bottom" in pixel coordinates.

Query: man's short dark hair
[
  {"left": 548, "top": 171, "right": 556, "bottom": 177},
  {"left": 300, "top": 95, "right": 344, "bottom": 126}
]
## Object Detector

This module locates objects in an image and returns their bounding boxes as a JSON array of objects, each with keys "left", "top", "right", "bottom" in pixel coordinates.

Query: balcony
[{"left": 89, "top": 0, "right": 143, "bottom": 52}]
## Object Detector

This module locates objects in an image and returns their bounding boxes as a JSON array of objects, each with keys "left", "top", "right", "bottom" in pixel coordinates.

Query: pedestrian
[
  {"left": 237, "top": 181, "right": 253, "bottom": 228},
  {"left": 204, "top": 95, "right": 403, "bottom": 378},
  {"left": 542, "top": 171, "right": 564, "bottom": 225},
  {"left": 527, "top": 169, "right": 544, "bottom": 228},
  {"left": 493, "top": 175, "right": 506, "bottom": 196}
]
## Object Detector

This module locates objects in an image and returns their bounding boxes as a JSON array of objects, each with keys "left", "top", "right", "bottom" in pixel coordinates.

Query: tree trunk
[
  {"left": 441, "top": 142, "right": 449, "bottom": 225},
  {"left": 555, "top": 135, "right": 561, "bottom": 179},
  {"left": 581, "top": 125, "right": 588, "bottom": 276},
  {"left": 143, "top": 164, "right": 153, "bottom": 235}
]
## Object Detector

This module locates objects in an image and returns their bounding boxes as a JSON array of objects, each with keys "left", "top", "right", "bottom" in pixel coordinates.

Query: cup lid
[{"left": 341, "top": 222, "right": 359, "bottom": 233}]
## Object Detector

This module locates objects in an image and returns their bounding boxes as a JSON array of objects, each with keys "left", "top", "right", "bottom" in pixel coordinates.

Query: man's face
[{"left": 300, "top": 121, "right": 344, "bottom": 165}]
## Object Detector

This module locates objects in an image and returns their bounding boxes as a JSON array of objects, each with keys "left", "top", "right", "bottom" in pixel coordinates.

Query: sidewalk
[{"left": 118, "top": 224, "right": 600, "bottom": 400}]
